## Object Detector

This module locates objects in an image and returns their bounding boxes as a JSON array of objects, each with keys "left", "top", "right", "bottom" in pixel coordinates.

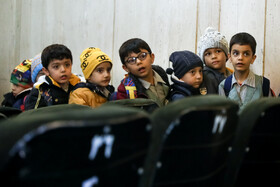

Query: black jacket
[
  {"left": 25, "top": 75, "right": 80, "bottom": 110},
  {"left": 169, "top": 76, "right": 205, "bottom": 101}
]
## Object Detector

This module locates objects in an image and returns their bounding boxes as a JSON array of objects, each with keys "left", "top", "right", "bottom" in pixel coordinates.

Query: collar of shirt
[
  {"left": 139, "top": 70, "right": 166, "bottom": 89},
  {"left": 232, "top": 70, "right": 255, "bottom": 88}
]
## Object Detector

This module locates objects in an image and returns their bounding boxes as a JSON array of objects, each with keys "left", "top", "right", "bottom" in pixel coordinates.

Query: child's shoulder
[
  {"left": 1, "top": 92, "right": 15, "bottom": 107},
  {"left": 69, "top": 74, "right": 81, "bottom": 86},
  {"left": 253, "top": 74, "right": 271, "bottom": 96},
  {"left": 203, "top": 66, "right": 220, "bottom": 74},
  {"left": 152, "top": 65, "right": 168, "bottom": 77},
  {"left": 121, "top": 74, "right": 137, "bottom": 87},
  {"left": 152, "top": 65, "right": 170, "bottom": 86},
  {"left": 218, "top": 74, "right": 232, "bottom": 89},
  {"left": 72, "top": 82, "right": 99, "bottom": 92},
  {"left": 72, "top": 82, "right": 88, "bottom": 90}
]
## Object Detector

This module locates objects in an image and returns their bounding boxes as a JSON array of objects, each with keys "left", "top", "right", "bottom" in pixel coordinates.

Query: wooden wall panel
[
  {"left": 19, "top": 0, "right": 115, "bottom": 77},
  {"left": 112, "top": 0, "right": 197, "bottom": 86},
  {"left": 220, "top": 0, "right": 266, "bottom": 75},
  {"left": 1, "top": 0, "right": 279, "bottom": 102},
  {"left": 264, "top": 0, "right": 280, "bottom": 95},
  {"left": 196, "top": 0, "right": 220, "bottom": 52},
  {"left": 0, "top": 0, "right": 19, "bottom": 101}
]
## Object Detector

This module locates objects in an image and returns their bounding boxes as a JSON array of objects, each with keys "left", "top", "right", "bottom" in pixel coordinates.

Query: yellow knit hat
[{"left": 80, "top": 47, "right": 112, "bottom": 79}]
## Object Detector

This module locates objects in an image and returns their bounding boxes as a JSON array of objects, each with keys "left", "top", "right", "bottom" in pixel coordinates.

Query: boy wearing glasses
[{"left": 116, "top": 38, "right": 170, "bottom": 107}]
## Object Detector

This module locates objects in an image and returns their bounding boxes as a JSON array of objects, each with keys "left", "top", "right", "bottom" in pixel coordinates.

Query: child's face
[
  {"left": 43, "top": 58, "right": 72, "bottom": 87},
  {"left": 229, "top": 44, "right": 256, "bottom": 73},
  {"left": 11, "top": 83, "right": 26, "bottom": 97},
  {"left": 35, "top": 70, "right": 45, "bottom": 82},
  {"left": 87, "top": 62, "right": 112, "bottom": 87},
  {"left": 204, "top": 48, "right": 227, "bottom": 71},
  {"left": 180, "top": 66, "right": 203, "bottom": 89},
  {"left": 122, "top": 49, "right": 154, "bottom": 82}
]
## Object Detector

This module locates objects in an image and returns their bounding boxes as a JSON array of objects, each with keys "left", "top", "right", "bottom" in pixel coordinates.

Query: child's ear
[
  {"left": 122, "top": 64, "right": 130, "bottom": 73},
  {"left": 150, "top": 53, "right": 155, "bottom": 64},
  {"left": 42, "top": 67, "right": 50, "bottom": 76},
  {"left": 227, "top": 53, "right": 231, "bottom": 59},
  {"left": 227, "top": 53, "right": 231, "bottom": 63},
  {"left": 251, "top": 54, "right": 257, "bottom": 64}
]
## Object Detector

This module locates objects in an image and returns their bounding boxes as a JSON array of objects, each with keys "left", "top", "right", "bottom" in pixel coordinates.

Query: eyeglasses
[{"left": 125, "top": 52, "right": 150, "bottom": 65}]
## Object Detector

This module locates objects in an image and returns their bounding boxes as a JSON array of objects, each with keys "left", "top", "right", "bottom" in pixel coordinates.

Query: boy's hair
[
  {"left": 229, "top": 32, "right": 257, "bottom": 55},
  {"left": 41, "top": 44, "right": 73, "bottom": 68},
  {"left": 119, "top": 38, "right": 152, "bottom": 64}
]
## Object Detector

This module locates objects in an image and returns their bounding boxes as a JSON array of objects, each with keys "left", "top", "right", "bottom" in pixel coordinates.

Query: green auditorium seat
[
  {"left": 0, "top": 104, "right": 151, "bottom": 187},
  {"left": 0, "top": 106, "right": 22, "bottom": 120},
  {"left": 107, "top": 98, "right": 160, "bottom": 113},
  {"left": 139, "top": 95, "right": 239, "bottom": 187},
  {"left": 224, "top": 97, "right": 280, "bottom": 187}
]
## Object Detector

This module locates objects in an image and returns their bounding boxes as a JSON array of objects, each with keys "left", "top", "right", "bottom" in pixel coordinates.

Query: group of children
[{"left": 1, "top": 28, "right": 276, "bottom": 112}]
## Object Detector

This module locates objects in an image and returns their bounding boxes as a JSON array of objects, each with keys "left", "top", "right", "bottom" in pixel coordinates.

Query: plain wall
[{"left": 1, "top": 0, "right": 280, "bottom": 102}]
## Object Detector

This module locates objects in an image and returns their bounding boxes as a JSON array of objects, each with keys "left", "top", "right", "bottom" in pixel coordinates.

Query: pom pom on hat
[
  {"left": 10, "top": 59, "right": 33, "bottom": 88},
  {"left": 166, "top": 67, "right": 174, "bottom": 75},
  {"left": 169, "top": 50, "right": 203, "bottom": 79},
  {"left": 80, "top": 47, "right": 112, "bottom": 79},
  {"left": 31, "top": 53, "right": 43, "bottom": 83},
  {"left": 197, "top": 27, "right": 229, "bottom": 63}
]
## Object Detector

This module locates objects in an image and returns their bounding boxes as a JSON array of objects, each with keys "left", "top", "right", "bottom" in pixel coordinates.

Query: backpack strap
[
  {"left": 152, "top": 65, "right": 170, "bottom": 86},
  {"left": 224, "top": 75, "right": 270, "bottom": 97},
  {"left": 34, "top": 89, "right": 43, "bottom": 109},
  {"left": 262, "top": 77, "right": 270, "bottom": 97},
  {"left": 224, "top": 74, "right": 233, "bottom": 97}
]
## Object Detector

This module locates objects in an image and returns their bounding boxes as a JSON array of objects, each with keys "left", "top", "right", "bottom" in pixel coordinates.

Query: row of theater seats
[{"left": 0, "top": 95, "right": 279, "bottom": 187}]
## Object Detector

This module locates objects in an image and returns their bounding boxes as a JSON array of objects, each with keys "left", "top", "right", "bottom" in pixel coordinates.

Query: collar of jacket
[{"left": 35, "top": 74, "right": 80, "bottom": 89}]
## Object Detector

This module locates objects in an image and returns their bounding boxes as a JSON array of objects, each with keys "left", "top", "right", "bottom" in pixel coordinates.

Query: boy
[
  {"left": 197, "top": 27, "right": 232, "bottom": 93},
  {"left": 30, "top": 53, "right": 45, "bottom": 86},
  {"left": 219, "top": 32, "right": 274, "bottom": 109},
  {"left": 25, "top": 44, "right": 80, "bottom": 110},
  {"left": 69, "top": 47, "right": 114, "bottom": 108},
  {"left": 1, "top": 60, "right": 33, "bottom": 111},
  {"left": 166, "top": 50, "right": 207, "bottom": 101},
  {"left": 116, "top": 38, "right": 170, "bottom": 107}
]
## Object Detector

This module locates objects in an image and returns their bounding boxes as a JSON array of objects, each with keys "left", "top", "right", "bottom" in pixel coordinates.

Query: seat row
[{"left": 0, "top": 95, "right": 279, "bottom": 187}]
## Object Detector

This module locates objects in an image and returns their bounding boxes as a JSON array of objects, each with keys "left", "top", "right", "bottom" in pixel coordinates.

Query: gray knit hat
[
  {"left": 169, "top": 50, "right": 203, "bottom": 79},
  {"left": 31, "top": 53, "right": 43, "bottom": 83},
  {"left": 197, "top": 27, "right": 229, "bottom": 64}
]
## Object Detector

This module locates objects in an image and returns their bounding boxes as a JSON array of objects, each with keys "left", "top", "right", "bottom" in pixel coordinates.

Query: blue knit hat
[
  {"left": 31, "top": 53, "right": 43, "bottom": 83},
  {"left": 168, "top": 50, "right": 203, "bottom": 79}
]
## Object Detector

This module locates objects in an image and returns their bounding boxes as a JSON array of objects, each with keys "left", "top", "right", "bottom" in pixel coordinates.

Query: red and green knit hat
[{"left": 10, "top": 59, "right": 33, "bottom": 88}]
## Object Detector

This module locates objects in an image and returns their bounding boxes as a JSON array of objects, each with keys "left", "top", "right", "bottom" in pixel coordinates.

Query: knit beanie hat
[
  {"left": 31, "top": 53, "right": 43, "bottom": 83},
  {"left": 168, "top": 50, "right": 203, "bottom": 79},
  {"left": 197, "top": 27, "right": 229, "bottom": 63},
  {"left": 10, "top": 59, "right": 33, "bottom": 88},
  {"left": 80, "top": 47, "right": 112, "bottom": 79}
]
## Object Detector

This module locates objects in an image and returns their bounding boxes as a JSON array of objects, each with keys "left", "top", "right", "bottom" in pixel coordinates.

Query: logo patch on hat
[{"left": 97, "top": 55, "right": 110, "bottom": 62}]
